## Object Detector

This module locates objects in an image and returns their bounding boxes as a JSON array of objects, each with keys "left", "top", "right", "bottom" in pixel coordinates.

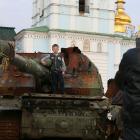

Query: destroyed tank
[{"left": 0, "top": 42, "right": 115, "bottom": 140}]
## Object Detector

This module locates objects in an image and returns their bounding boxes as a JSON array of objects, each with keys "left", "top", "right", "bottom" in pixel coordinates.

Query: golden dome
[
  {"left": 115, "top": 12, "right": 131, "bottom": 24},
  {"left": 116, "top": 0, "right": 125, "bottom": 3},
  {"left": 115, "top": 0, "right": 132, "bottom": 32},
  {"left": 117, "top": 8, "right": 131, "bottom": 23}
]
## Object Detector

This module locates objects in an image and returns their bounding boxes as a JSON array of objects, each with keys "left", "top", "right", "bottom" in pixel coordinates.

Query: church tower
[{"left": 32, "top": 0, "right": 115, "bottom": 34}]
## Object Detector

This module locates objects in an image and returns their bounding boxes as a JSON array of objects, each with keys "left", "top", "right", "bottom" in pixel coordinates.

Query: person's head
[{"left": 52, "top": 44, "right": 59, "bottom": 54}]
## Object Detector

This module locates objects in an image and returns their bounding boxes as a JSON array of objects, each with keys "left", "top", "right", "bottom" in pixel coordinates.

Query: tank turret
[{"left": 0, "top": 42, "right": 103, "bottom": 96}]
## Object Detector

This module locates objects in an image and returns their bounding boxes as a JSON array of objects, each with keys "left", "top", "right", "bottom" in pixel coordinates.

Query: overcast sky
[{"left": 0, "top": 0, "right": 139, "bottom": 33}]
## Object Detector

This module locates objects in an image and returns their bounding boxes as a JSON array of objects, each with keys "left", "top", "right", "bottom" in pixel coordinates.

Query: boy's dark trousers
[{"left": 51, "top": 71, "right": 64, "bottom": 94}]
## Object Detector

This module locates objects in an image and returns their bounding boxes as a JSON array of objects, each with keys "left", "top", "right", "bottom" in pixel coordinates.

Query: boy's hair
[{"left": 52, "top": 44, "right": 59, "bottom": 48}]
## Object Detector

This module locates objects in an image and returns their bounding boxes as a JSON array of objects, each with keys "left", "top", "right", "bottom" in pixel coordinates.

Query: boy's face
[{"left": 52, "top": 46, "right": 59, "bottom": 54}]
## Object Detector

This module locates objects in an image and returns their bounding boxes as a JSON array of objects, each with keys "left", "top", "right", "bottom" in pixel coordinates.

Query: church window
[
  {"left": 79, "top": 0, "right": 89, "bottom": 14},
  {"left": 97, "top": 42, "right": 102, "bottom": 52},
  {"left": 83, "top": 39, "right": 90, "bottom": 52}
]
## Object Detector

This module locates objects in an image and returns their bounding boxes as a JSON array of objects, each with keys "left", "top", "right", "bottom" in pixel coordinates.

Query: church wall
[
  {"left": 59, "top": 15, "right": 70, "bottom": 30},
  {"left": 109, "top": 12, "right": 115, "bottom": 34},
  {"left": 121, "top": 46, "right": 128, "bottom": 56},
  {"left": 23, "top": 38, "right": 33, "bottom": 53},
  {"left": 15, "top": 37, "right": 25, "bottom": 52},
  {"left": 115, "top": 43, "right": 121, "bottom": 65},
  {"left": 50, "top": 13, "right": 113, "bottom": 34},
  {"left": 49, "top": 14, "right": 59, "bottom": 29},
  {"left": 98, "top": 10, "right": 110, "bottom": 33},
  {"left": 32, "top": 38, "right": 50, "bottom": 52},
  {"left": 120, "top": 42, "right": 135, "bottom": 57},
  {"left": 98, "top": 19, "right": 109, "bottom": 34},
  {"left": 51, "top": 0, "right": 60, "bottom": 4},
  {"left": 114, "top": 44, "right": 121, "bottom": 74},
  {"left": 94, "top": 0, "right": 115, "bottom": 11},
  {"left": 16, "top": 32, "right": 52, "bottom": 53},
  {"left": 59, "top": 4, "right": 72, "bottom": 14},
  {"left": 107, "top": 42, "right": 117, "bottom": 80},
  {"left": 57, "top": 38, "right": 67, "bottom": 48}
]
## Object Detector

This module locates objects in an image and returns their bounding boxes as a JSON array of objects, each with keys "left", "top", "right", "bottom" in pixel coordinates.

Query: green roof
[
  {"left": 52, "top": 29, "right": 134, "bottom": 40},
  {"left": 0, "top": 27, "right": 16, "bottom": 41},
  {"left": 25, "top": 26, "right": 49, "bottom": 32},
  {"left": 20, "top": 26, "right": 134, "bottom": 41}
]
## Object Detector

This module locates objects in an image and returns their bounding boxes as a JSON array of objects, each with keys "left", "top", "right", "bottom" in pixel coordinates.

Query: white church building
[{"left": 15, "top": 0, "right": 136, "bottom": 91}]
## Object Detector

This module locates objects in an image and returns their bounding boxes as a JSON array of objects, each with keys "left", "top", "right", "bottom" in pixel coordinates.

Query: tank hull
[
  {"left": 20, "top": 94, "right": 108, "bottom": 140},
  {"left": 0, "top": 95, "right": 109, "bottom": 140}
]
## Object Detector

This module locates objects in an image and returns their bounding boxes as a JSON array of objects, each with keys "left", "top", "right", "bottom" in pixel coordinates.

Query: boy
[{"left": 41, "top": 44, "right": 66, "bottom": 94}]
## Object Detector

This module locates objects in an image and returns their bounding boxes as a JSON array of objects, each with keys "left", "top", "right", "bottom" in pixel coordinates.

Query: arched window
[
  {"left": 83, "top": 39, "right": 90, "bottom": 52},
  {"left": 79, "top": 0, "right": 89, "bottom": 13},
  {"left": 97, "top": 42, "right": 102, "bottom": 52}
]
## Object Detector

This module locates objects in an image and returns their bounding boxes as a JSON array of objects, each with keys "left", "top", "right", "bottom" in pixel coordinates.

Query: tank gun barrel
[{"left": 13, "top": 54, "right": 49, "bottom": 78}]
